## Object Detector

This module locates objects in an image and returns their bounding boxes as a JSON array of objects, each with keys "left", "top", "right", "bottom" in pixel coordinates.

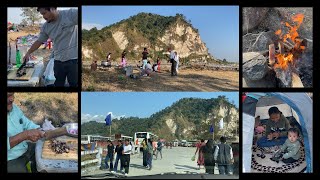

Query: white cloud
[
  {"left": 8, "top": 7, "right": 76, "bottom": 24},
  {"left": 82, "top": 23, "right": 104, "bottom": 30},
  {"left": 81, "top": 113, "right": 125, "bottom": 124}
]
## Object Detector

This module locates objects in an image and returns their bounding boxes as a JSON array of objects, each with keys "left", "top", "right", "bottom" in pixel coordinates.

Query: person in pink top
[
  {"left": 152, "top": 140, "right": 158, "bottom": 159},
  {"left": 194, "top": 139, "right": 205, "bottom": 170}
]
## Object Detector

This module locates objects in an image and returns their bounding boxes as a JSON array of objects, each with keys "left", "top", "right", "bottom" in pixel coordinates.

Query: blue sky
[
  {"left": 82, "top": 6, "right": 239, "bottom": 62},
  {"left": 8, "top": 7, "right": 74, "bottom": 24},
  {"left": 81, "top": 92, "right": 239, "bottom": 124}
]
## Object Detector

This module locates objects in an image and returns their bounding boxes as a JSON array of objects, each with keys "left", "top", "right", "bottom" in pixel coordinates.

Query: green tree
[{"left": 20, "top": 7, "right": 42, "bottom": 26}]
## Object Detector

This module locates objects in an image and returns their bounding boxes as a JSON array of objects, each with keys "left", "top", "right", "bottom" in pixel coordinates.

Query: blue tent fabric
[{"left": 272, "top": 93, "right": 312, "bottom": 173}]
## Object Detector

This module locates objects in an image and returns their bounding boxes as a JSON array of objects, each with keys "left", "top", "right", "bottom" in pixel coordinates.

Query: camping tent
[{"left": 242, "top": 92, "right": 313, "bottom": 173}]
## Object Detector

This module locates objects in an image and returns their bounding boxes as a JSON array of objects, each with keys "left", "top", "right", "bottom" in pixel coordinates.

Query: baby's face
[{"left": 288, "top": 132, "right": 298, "bottom": 143}]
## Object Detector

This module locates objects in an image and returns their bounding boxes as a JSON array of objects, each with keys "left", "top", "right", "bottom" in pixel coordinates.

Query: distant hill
[
  {"left": 82, "top": 13, "right": 220, "bottom": 65},
  {"left": 81, "top": 96, "right": 239, "bottom": 141}
]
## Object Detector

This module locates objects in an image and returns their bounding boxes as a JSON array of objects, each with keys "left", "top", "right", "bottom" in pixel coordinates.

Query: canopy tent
[{"left": 242, "top": 93, "right": 312, "bottom": 173}]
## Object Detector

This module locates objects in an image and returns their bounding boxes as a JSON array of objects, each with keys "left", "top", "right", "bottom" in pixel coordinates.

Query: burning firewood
[
  {"left": 269, "top": 44, "right": 275, "bottom": 66},
  {"left": 283, "top": 38, "right": 295, "bottom": 51}
]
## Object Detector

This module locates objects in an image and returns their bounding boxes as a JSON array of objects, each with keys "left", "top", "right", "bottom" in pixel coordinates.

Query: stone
[{"left": 243, "top": 53, "right": 268, "bottom": 80}]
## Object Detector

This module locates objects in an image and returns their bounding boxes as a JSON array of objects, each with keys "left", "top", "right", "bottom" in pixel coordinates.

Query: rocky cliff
[{"left": 82, "top": 13, "right": 213, "bottom": 64}]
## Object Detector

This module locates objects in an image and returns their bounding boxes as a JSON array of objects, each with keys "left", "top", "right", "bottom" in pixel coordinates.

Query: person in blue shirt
[{"left": 7, "top": 92, "right": 45, "bottom": 173}]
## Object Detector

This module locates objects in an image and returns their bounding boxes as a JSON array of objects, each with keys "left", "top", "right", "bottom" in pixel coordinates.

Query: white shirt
[
  {"left": 145, "top": 63, "right": 152, "bottom": 70},
  {"left": 170, "top": 51, "right": 175, "bottom": 59},
  {"left": 174, "top": 54, "right": 179, "bottom": 62},
  {"left": 123, "top": 144, "right": 132, "bottom": 155},
  {"left": 214, "top": 143, "right": 233, "bottom": 161}
]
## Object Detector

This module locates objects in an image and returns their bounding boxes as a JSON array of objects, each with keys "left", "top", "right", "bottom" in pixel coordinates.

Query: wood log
[
  {"left": 283, "top": 38, "right": 295, "bottom": 51},
  {"left": 269, "top": 44, "right": 275, "bottom": 66},
  {"left": 292, "top": 72, "right": 304, "bottom": 87},
  {"left": 278, "top": 42, "right": 284, "bottom": 54}
]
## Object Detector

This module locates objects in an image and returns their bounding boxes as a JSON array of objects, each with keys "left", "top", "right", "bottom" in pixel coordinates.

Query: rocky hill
[
  {"left": 82, "top": 13, "right": 218, "bottom": 65},
  {"left": 81, "top": 96, "right": 239, "bottom": 141}
]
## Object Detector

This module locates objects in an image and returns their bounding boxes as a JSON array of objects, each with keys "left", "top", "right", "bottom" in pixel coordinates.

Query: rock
[
  {"left": 243, "top": 52, "right": 261, "bottom": 63},
  {"left": 242, "top": 71, "right": 276, "bottom": 88},
  {"left": 242, "top": 8, "right": 270, "bottom": 34},
  {"left": 243, "top": 53, "right": 268, "bottom": 81},
  {"left": 243, "top": 31, "right": 277, "bottom": 52}
]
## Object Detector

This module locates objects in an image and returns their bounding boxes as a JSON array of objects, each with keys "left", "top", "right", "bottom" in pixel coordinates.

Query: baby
[{"left": 279, "top": 128, "right": 301, "bottom": 164}]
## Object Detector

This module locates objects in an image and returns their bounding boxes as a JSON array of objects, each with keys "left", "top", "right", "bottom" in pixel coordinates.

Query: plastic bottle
[{"left": 16, "top": 50, "right": 21, "bottom": 68}]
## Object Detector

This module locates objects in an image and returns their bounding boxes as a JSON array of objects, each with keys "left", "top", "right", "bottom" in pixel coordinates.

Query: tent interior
[{"left": 248, "top": 96, "right": 308, "bottom": 173}]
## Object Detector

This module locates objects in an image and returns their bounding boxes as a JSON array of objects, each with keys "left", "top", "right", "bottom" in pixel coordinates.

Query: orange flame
[{"left": 274, "top": 13, "right": 305, "bottom": 70}]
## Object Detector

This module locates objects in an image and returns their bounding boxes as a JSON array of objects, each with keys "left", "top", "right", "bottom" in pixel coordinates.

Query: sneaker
[
  {"left": 111, "top": 171, "right": 115, "bottom": 173},
  {"left": 125, "top": 173, "right": 128, "bottom": 176}
]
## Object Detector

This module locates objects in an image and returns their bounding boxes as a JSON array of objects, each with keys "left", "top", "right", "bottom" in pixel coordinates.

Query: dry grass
[
  {"left": 14, "top": 93, "right": 78, "bottom": 127},
  {"left": 82, "top": 65, "right": 239, "bottom": 92}
]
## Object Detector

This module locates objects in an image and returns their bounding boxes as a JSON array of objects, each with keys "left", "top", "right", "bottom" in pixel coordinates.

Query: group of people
[
  {"left": 137, "top": 48, "right": 162, "bottom": 76},
  {"left": 104, "top": 139, "right": 132, "bottom": 176},
  {"left": 194, "top": 137, "right": 234, "bottom": 175},
  {"left": 91, "top": 47, "right": 182, "bottom": 77},
  {"left": 256, "top": 106, "right": 301, "bottom": 164},
  {"left": 141, "top": 138, "right": 163, "bottom": 170}
]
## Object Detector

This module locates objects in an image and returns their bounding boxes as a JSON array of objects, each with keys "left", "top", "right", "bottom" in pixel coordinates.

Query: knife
[{"left": 43, "top": 127, "right": 68, "bottom": 140}]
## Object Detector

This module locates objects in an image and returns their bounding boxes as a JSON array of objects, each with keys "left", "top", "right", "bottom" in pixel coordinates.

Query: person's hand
[
  {"left": 24, "top": 129, "right": 45, "bottom": 142},
  {"left": 22, "top": 53, "right": 30, "bottom": 62},
  {"left": 273, "top": 132, "right": 280, "bottom": 139},
  {"left": 267, "top": 133, "right": 273, "bottom": 140}
]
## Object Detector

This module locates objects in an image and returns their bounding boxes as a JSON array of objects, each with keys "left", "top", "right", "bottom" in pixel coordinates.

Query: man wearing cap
[{"left": 7, "top": 92, "right": 45, "bottom": 173}]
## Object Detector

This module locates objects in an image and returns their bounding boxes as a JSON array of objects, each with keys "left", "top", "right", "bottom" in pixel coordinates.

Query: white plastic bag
[
  {"left": 43, "top": 58, "right": 56, "bottom": 86},
  {"left": 42, "top": 119, "right": 56, "bottom": 131}
]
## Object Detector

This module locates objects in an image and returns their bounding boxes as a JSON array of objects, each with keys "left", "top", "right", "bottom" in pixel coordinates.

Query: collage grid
[{"left": 1, "top": 0, "right": 318, "bottom": 179}]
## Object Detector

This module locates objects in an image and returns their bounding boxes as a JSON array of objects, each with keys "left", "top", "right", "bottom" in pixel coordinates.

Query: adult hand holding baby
[{"left": 267, "top": 133, "right": 273, "bottom": 140}]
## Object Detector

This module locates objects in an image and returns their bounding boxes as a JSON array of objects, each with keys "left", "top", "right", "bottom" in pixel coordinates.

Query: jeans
[
  {"left": 156, "top": 149, "right": 162, "bottom": 159},
  {"left": 171, "top": 60, "right": 177, "bottom": 76},
  {"left": 147, "top": 153, "right": 153, "bottom": 168},
  {"left": 7, "top": 143, "right": 37, "bottom": 173},
  {"left": 143, "top": 150, "right": 147, "bottom": 166},
  {"left": 105, "top": 154, "right": 114, "bottom": 170},
  {"left": 122, "top": 154, "right": 130, "bottom": 174},
  {"left": 113, "top": 154, "right": 123, "bottom": 171},
  {"left": 218, "top": 165, "right": 233, "bottom": 175},
  {"left": 54, "top": 59, "right": 78, "bottom": 87},
  {"left": 257, "top": 136, "right": 287, "bottom": 147},
  {"left": 282, "top": 157, "right": 298, "bottom": 164}
]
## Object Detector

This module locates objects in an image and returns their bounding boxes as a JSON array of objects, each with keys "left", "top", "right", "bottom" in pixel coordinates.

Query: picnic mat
[{"left": 251, "top": 142, "right": 306, "bottom": 173}]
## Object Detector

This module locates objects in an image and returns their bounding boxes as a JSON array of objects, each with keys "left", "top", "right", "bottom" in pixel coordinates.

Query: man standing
[
  {"left": 7, "top": 92, "right": 45, "bottom": 173},
  {"left": 105, "top": 140, "right": 115, "bottom": 171},
  {"left": 142, "top": 48, "right": 149, "bottom": 69},
  {"left": 112, "top": 140, "right": 123, "bottom": 173},
  {"left": 23, "top": 7, "right": 78, "bottom": 87},
  {"left": 168, "top": 48, "right": 176, "bottom": 76},
  {"left": 214, "top": 136, "right": 234, "bottom": 175},
  {"left": 122, "top": 139, "right": 132, "bottom": 176}
]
